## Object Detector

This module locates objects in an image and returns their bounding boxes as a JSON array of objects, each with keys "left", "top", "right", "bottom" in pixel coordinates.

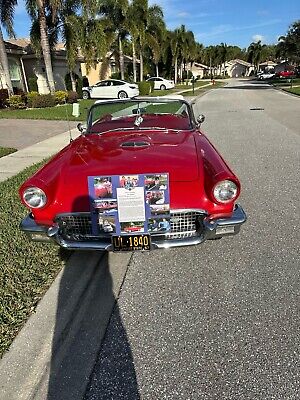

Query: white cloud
[
  {"left": 252, "top": 34, "right": 265, "bottom": 43},
  {"left": 177, "top": 12, "right": 189, "bottom": 17}
]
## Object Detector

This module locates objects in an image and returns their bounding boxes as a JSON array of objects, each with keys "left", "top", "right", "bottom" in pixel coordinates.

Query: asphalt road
[{"left": 85, "top": 79, "right": 300, "bottom": 399}]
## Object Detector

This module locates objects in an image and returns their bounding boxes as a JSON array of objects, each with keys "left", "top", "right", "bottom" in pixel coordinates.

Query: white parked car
[
  {"left": 146, "top": 77, "right": 175, "bottom": 90},
  {"left": 82, "top": 79, "right": 139, "bottom": 99},
  {"left": 258, "top": 72, "right": 275, "bottom": 80}
]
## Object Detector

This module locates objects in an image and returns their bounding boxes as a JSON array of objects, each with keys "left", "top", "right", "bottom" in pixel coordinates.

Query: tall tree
[
  {"left": 247, "top": 40, "right": 266, "bottom": 71},
  {"left": 0, "top": 0, "right": 17, "bottom": 95},
  {"left": 146, "top": 4, "right": 165, "bottom": 77},
  {"left": 99, "top": 0, "right": 128, "bottom": 80},
  {"left": 26, "top": 0, "right": 56, "bottom": 93},
  {"left": 276, "top": 20, "right": 300, "bottom": 64}
]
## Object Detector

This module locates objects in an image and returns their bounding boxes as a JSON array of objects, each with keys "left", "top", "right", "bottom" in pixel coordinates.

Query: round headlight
[
  {"left": 213, "top": 180, "right": 238, "bottom": 203},
  {"left": 23, "top": 187, "right": 47, "bottom": 208}
]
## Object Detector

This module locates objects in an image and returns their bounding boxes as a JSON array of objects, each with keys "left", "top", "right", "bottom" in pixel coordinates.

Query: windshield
[{"left": 87, "top": 98, "right": 194, "bottom": 134}]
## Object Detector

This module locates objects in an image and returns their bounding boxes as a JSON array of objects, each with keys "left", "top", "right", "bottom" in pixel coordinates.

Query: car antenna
[{"left": 64, "top": 99, "right": 73, "bottom": 143}]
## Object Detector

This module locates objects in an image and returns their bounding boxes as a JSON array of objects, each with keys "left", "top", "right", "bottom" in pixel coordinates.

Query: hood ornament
[{"left": 134, "top": 115, "right": 144, "bottom": 127}]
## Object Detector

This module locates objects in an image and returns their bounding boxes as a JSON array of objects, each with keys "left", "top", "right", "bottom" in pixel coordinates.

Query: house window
[{"left": 8, "top": 58, "right": 22, "bottom": 89}]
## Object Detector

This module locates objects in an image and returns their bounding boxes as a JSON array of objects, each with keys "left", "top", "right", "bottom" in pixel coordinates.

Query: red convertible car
[{"left": 19, "top": 97, "right": 246, "bottom": 251}]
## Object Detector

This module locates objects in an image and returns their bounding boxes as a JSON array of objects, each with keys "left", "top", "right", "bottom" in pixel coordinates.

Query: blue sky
[{"left": 6, "top": 0, "right": 300, "bottom": 48}]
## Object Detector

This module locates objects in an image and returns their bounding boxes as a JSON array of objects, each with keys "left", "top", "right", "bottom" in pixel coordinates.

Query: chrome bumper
[{"left": 20, "top": 205, "right": 247, "bottom": 251}]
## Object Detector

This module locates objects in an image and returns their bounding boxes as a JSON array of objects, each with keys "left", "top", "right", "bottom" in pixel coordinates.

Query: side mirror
[
  {"left": 196, "top": 114, "right": 205, "bottom": 125},
  {"left": 77, "top": 123, "right": 86, "bottom": 135}
]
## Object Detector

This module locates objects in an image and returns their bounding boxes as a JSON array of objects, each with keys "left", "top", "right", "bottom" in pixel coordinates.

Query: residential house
[
  {"left": 0, "top": 41, "right": 27, "bottom": 91},
  {"left": 225, "top": 59, "right": 253, "bottom": 77},
  {"left": 6, "top": 39, "right": 83, "bottom": 94},
  {"left": 259, "top": 61, "right": 277, "bottom": 73},
  {"left": 190, "top": 62, "right": 209, "bottom": 79},
  {"left": 81, "top": 52, "right": 138, "bottom": 85}
]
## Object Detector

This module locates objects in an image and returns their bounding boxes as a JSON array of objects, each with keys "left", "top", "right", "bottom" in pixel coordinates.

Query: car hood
[{"left": 65, "top": 130, "right": 200, "bottom": 182}]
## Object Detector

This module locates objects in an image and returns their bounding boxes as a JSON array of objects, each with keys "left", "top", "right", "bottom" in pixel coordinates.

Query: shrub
[
  {"left": 54, "top": 90, "right": 67, "bottom": 105},
  {"left": 110, "top": 72, "right": 121, "bottom": 80},
  {"left": 8, "top": 95, "right": 26, "bottom": 109},
  {"left": 32, "top": 94, "right": 56, "bottom": 108},
  {"left": 28, "top": 77, "right": 38, "bottom": 92},
  {"left": 26, "top": 91, "right": 39, "bottom": 108},
  {"left": 66, "top": 90, "right": 78, "bottom": 103},
  {"left": 138, "top": 81, "right": 151, "bottom": 95},
  {"left": 0, "top": 89, "right": 9, "bottom": 108}
]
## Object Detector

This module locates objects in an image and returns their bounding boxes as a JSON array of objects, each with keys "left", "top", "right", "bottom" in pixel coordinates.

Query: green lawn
[
  {"left": 271, "top": 78, "right": 300, "bottom": 87},
  {"left": 0, "top": 99, "right": 95, "bottom": 121},
  {"left": 0, "top": 160, "right": 67, "bottom": 357},
  {"left": 283, "top": 87, "right": 300, "bottom": 96},
  {"left": 0, "top": 147, "right": 17, "bottom": 158},
  {"left": 181, "top": 81, "right": 225, "bottom": 96}
]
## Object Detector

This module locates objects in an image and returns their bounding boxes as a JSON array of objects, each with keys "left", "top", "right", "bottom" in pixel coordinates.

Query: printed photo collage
[{"left": 88, "top": 173, "right": 171, "bottom": 235}]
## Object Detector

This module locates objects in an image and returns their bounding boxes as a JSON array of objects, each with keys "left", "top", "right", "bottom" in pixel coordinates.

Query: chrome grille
[{"left": 56, "top": 211, "right": 205, "bottom": 241}]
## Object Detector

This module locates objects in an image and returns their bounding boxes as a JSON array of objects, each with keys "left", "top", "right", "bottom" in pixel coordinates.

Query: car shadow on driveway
[{"left": 46, "top": 250, "right": 140, "bottom": 400}]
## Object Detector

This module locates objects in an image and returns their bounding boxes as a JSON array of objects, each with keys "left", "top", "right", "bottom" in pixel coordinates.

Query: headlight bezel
[
  {"left": 212, "top": 180, "right": 238, "bottom": 204},
  {"left": 22, "top": 187, "right": 47, "bottom": 209}
]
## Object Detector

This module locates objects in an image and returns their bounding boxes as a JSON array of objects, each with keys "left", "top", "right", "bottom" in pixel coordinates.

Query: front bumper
[{"left": 20, "top": 204, "right": 246, "bottom": 251}]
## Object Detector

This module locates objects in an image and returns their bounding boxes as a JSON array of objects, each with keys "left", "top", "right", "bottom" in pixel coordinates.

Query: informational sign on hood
[{"left": 88, "top": 173, "right": 170, "bottom": 236}]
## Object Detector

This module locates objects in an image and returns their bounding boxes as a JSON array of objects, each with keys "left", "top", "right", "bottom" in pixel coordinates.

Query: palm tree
[
  {"left": 26, "top": 0, "right": 56, "bottom": 93},
  {"left": 170, "top": 28, "right": 180, "bottom": 84},
  {"left": 99, "top": 0, "right": 129, "bottom": 80},
  {"left": 0, "top": 0, "right": 17, "bottom": 95},
  {"left": 276, "top": 21, "right": 300, "bottom": 64},
  {"left": 146, "top": 4, "right": 165, "bottom": 77},
  {"left": 247, "top": 40, "right": 266, "bottom": 72}
]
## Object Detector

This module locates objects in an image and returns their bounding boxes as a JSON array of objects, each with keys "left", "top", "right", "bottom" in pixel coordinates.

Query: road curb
[
  {"left": 0, "top": 127, "right": 79, "bottom": 183},
  {"left": 0, "top": 251, "right": 132, "bottom": 400}
]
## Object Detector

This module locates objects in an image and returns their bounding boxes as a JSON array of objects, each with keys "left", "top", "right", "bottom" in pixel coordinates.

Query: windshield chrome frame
[{"left": 86, "top": 97, "right": 197, "bottom": 134}]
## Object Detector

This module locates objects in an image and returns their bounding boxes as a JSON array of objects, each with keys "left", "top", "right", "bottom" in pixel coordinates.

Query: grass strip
[
  {"left": 181, "top": 81, "right": 225, "bottom": 96},
  {"left": 283, "top": 87, "right": 300, "bottom": 96},
  {"left": 0, "top": 99, "right": 95, "bottom": 121},
  {"left": 0, "top": 160, "right": 67, "bottom": 358},
  {"left": 0, "top": 147, "right": 17, "bottom": 158}
]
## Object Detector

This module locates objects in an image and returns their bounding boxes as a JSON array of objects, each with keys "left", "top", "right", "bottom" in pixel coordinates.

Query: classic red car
[
  {"left": 276, "top": 69, "right": 295, "bottom": 78},
  {"left": 19, "top": 97, "right": 246, "bottom": 251}
]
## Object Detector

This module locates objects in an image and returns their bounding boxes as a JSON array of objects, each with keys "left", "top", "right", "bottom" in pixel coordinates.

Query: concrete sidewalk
[{"left": 0, "top": 127, "right": 79, "bottom": 183}]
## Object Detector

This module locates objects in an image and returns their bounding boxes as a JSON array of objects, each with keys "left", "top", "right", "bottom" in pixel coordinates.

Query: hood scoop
[{"left": 121, "top": 141, "right": 150, "bottom": 148}]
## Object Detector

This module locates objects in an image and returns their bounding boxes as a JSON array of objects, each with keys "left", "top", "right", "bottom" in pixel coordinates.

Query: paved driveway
[{"left": 0, "top": 119, "right": 77, "bottom": 149}]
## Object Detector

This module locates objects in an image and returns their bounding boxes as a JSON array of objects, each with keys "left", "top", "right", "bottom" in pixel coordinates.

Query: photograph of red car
[
  {"left": 93, "top": 199, "right": 118, "bottom": 212},
  {"left": 146, "top": 191, "right": 165, "bottom": 205},
  {"left": 94, "top": 177, "right": 112, "bottom": 198},
  {"left": 120, "top": 221, "right": 145, "bottom": 233},
  {"left": 145, "top": 174, "right": 168, "bottom": 191},
  {"left": 150, "top": 204, "right": 170, "bottom": 216}
]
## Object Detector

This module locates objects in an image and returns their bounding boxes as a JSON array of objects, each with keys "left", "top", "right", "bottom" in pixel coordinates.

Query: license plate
[{"left": 112, "top": 234, "right": 151, "bottom": 251}]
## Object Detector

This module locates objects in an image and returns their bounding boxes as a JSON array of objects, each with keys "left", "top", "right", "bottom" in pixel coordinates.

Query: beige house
[
  {"left": 225, "top": 59, "right": 253, "bottom": 77},
  {"left": 81, "top": 52, "right": 137, "bottom": 85},
  {"left": 190, "top": 62, "right": 209, "bottom": 79},
  {"left": 2, "top": 39, "right": 135, "bottom": 93}
]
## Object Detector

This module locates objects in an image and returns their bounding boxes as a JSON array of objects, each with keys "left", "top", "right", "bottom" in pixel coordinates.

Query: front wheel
[
  {"left": 82, "top": 90, "right": 90, "bottom": 99},
  {"left": 160, "top": 84, "right": 166, "bottom": 90},
  {"left": 118, "top": 91, "right": 128, "bottom": 99}
]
